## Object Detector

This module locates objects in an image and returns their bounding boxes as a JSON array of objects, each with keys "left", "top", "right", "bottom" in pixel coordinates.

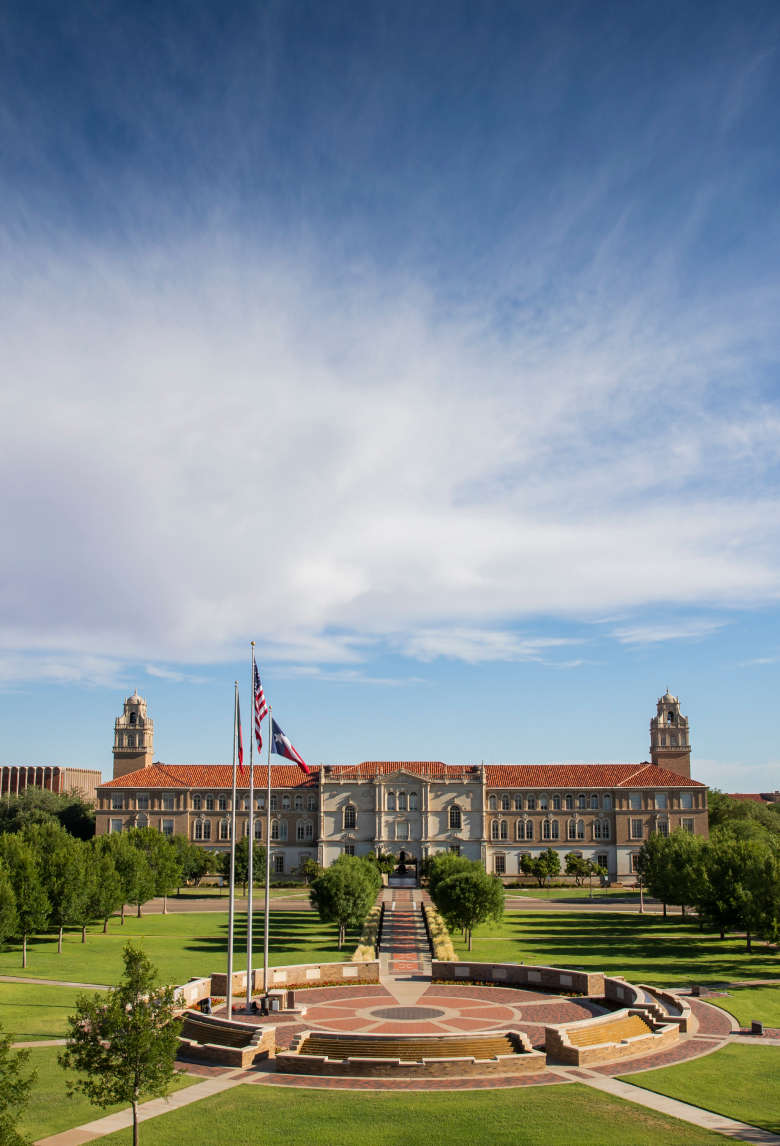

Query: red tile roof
[
  {"left": 485, "top": 763, "right": 704, "bottom": 788},
  {"left": 99, "top": 760, "right": 704, "bottom": 789},
  {"left": 100, "top": 763, "right": 318, "bottom": 789},
  {"left": 728, "top": 792, "right": 780, "bottom": 804}
]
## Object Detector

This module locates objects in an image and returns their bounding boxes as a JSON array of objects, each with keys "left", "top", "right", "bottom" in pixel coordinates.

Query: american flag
[{"left": 254, "top": 662, "right": 269, "bottom": 750}]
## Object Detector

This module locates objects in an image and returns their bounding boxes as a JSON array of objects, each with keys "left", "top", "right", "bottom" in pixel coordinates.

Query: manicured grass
[
  {"left": 0, "top": 911, "right": 362, "bottom": 986},
  {"left": 704, "top": 985, "right": 780, "bottom": 1028},
  {"left": 166, "top": 887, "right": 308, "bottom": 900},
  {"left": 0, "top": 983, "right": 87, "bottom": 1040},
  {"left": 620, "top": 1043, "right": 779, "bottom": 1134},
  {"left": 507, "top": 887, "right": 640, "bottom": 900},
  {"left": 17, "top": 1046, "right": 199, "bottom": 1142},
  {"left": 96, "top": 1082, "right": 726, "bottom": 1146},
  {"left": 451, "top": 912, "right": 780, "bottom": 986}
]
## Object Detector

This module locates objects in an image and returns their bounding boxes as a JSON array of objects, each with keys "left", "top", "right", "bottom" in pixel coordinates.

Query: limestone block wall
[
  {"left": 544, "top": 1008, "right": 679, "bottom": 1067},
  {"left": 177, "top": 1023, "right": 276, "bottom": 1069},
  {"left": 432, "top": 960, "right": 603, "bottom": 996},
  {"left": 210, "top": 960, "right": 380, "bottom": 995}
]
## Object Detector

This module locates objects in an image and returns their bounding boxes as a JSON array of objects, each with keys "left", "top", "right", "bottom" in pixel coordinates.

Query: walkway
[{"left": 377, "top": 888, "right": 431, "bottom": 1008}]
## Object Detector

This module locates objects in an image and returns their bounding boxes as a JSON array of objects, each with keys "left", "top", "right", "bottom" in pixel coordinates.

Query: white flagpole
[
  {"left": 262, "top": 707, "right": 272, "bottom": 996},
  {"left": 226, "top": 682, "right": 238, "bottom": 1017},
  {"left": 246, "top": 644, "right": 255, "bottom": 1012}
]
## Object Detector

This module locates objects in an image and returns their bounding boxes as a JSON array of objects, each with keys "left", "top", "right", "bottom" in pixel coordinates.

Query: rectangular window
[
  {"left": 603, "top": 795, "right": 612, "bottom": 810},
  {"left": 205, "top": 796, "right": 214, "bottom": 811},
  {"left": 270, "top": 795, "right": 277, "bottom": 811},
  {"left": 296, "top": 823, "right": 305, "bottom": 841},
  {"left": 282, "top": 796, "right": 291, "bottom": 810},
  {"left": 629, "top": 793, "right": 641, "bottom": 810},
  {"left": 593, "top": 820, "right": 602, "bottom": 839},
  {"left": 527, "top": 795, "right": 536, "bottom": 810},
  {"left": 590, "top": 795, "right": 599, "bottom": 809},
  {"left": 525, "top": 820, "right": 533, "bottom": 840},
  {"left": 543, "top": 820, "right": 550, "bottom": 840},
  {"left": 682, "top": 818, "right": 695, "bottom": 833},
  {"left": 220, "top": 820, "right": 230, "bottom": 840},
  {"left": 514, "top": 796, "right": 522, "bottom": 810},
  {"left": 495, "top": 855, "right": 506, "bottom": 874},
  {"left": 539, "top": 796, "right": 548, "bottom": 810},
  {"left": 274, "top": 855, "right": 285, "bottom": 873},
  {"left": 271, "top": 821, "right": 279, "bottom": 840},
  {"left": 218, "top": 796, "right": 227, "bottom": 811},
  {"left": 202, "top": 820, "right": 211, "bottom": 841},
  {"left": 279, "top": 820, "right": 288, "bottom": 840},
  {"left": 577, "top": 821, "right": 584, "bottom": 840},
  {"left": 126, "top": 736, "right": 135, "bottom": 748},
  {"left": 500, "top": 821, "right": 508, "bottom": 840},
  {"left": 631, "top": 818, "right": 644, "bottom": 839},
  {"left": 409, "top": 793, "right": 418, "bottom": 810},
  {"left": 449, "top": 845, "right": 460, "bottom": 855},
  {"left": 596, "top": 853, "right": 608, "bottom": 869},
  {"left": 631, "top": 853, "right": 641, "bottom": 873},
  {"left": 396, "top": 822, "right": 409, "bottom": 840},
  {"left": 343, "top": 845, "right": 355, "bottom": 856},
  {"left": 305, "top": 822, "right": 313, "bottom": 840},
  {"left": 162, "top": 819, "right": 174, "bottom": 837},
  {"left": 258, "top": 795, "right": 265, "bottom": 809},
  {"left": 657, "top": 821, "right": 669, "bottom": 837},
  {"left": 254, "top": 820, "right": 262, "bottom": 840},
  {"left": 656, "top": 793, "right": 667, "bottom": 809},
  {"left": 551, "top": 821, "right": 559, "bottom": 839},
  {"left": 491, "top": 822, "right": 499, "bottom": 840},
  {"left": 137, "top": 795, "right": 149, "bottom": 810},
  {"left": 110, "top": 819, "right": 122, "bottom": 834},
  {"left": 568, "top": 821, "right": 577, "bottom": 839},
  {"left": 307, "top": 795, "right": 316, "bottom": 811},
  {"left": 162, "top": 795, "right": 174, "bottom": 811},
  {"left": 552, "top": 796, "right": 561, "bottom": 811},
  {"left": 681, "top": 793, "right": 693, "bottom": 810},
  {"left": 112, "top": 795, "right": 124, "bottom": 810}
]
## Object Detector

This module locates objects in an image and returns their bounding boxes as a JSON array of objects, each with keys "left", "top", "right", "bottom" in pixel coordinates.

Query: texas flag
[{"left": 270, "top": 718, "right": 310, "bottom": 774}]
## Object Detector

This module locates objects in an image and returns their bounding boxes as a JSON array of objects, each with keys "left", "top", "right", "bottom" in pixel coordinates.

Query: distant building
[
  {"left": 0, "top": 765, "right": 101, "bottom": 804},
  {"left": 94, "top": 690, "right": 709, "bottom": 880},
  {"left": 727, "top": 791, "right": 780, "bottom": 805}
]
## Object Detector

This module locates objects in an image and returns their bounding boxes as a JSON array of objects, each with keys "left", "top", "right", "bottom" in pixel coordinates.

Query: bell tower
[
  {"left": 113, "top": 691, "right": 155, "bottom": 779},
  {"left": 650, "top": 690, "right": 691, "bottom": 778}
]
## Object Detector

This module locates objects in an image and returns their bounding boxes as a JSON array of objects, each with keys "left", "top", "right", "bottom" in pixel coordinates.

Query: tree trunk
[
  {"left": 699, "top": 918, "right": 703, "bottom": 932},
  {"left": 132, "top": 1101, "right": 139, "bottom": 1146},
  {"left": 137, "top": 903, "right": 142, "bottom": 918},
  {"left": 720, "top": 929, "right": 725, "bottom": 940},
  {"left": 163, "top": 894, "right": 167, "bottom": 915},
  {"left": 681, "top": 905, "right": 686, "bottom": 918},
  {"left": 746, "top": 930, "right": 752, "bottom": 952},
  {"left": 468, "top": 929, "right": 472, "bottom": 951},
  {"left": 58, "top": 925, "right": 63, "bottom": 953},
  {"left": 22, "top": 933, "right": 27, "bottom": 968},
  {"left": 121, "top": 902, "right": 125, "bottom": 925},
  {"left": 82, "top": 925, "right": 87, "bottom": 943},
  {"left": 663, "top": 902, "right": 667, "bottom": 917},
  {"left": 104, "top": 917, "right": 109, "bottom": 934}
]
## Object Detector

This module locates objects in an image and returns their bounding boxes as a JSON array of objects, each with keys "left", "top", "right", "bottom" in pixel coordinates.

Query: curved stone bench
[
  {"left": 544, "top": 1008, "right": 679, "bottom": 1066},
  {"left": 177, "top": 1012, "right": 276, "bottom": 1068},
  {"left": 277, "top": 1029, "right": 546, "bottom": 1078}
]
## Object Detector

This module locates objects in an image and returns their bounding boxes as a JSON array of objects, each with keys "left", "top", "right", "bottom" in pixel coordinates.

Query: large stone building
[{"left": 94, "top": 690, "right": 708, "bottom": 880}]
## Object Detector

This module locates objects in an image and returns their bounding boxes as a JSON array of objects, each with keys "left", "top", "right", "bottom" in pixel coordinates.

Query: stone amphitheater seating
[
  {"left": 178, "top": 1012, "right": 276, "bottom": 1068},
  {"left": 564, "top": 1014, "right": 651, "bottom": 1048},
  {"left": 182, "top": 1015, "right": 253, "bottom": 1048},
  {"left": 277, "top": 1029, "right": 546, "bottom": 1078},
  {"left": 544, "top": 1007, "right": 679, "bottom": 1067}
]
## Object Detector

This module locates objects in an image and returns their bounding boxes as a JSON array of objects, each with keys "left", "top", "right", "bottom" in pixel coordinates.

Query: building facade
[{"left": 94, "top": 690, "right": 709, "bottom": 879}]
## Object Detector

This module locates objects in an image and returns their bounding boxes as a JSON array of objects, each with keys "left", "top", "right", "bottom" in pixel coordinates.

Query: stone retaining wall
[
  {"left": 544, "top": 1008, "right": 679, "bottom": 1066},
  {"left": 432, "top": 960, "right": 603, "bottom": 996},
  {"left": 210, "top": 960, "right": 380, "bottom": 995},
  {"left": 177, "top": 1023, "right": 276, "bottom": 1069}
]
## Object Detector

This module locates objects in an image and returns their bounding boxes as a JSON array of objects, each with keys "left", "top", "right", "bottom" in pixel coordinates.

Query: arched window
[
  {"left": 218, "top": 795, "right": 227, "bottom": 811},
  {"left": 305, "top": 821, "right": 314, "bottom": 840},
  {"left": 398, "top": 793, "right": 407, "bottom": 811},
  {"left": 500, "top": 820, "right": 508, "bottom": 840},
  {"left": 449, "top": 805, "right": 461, "bottom": 829},
  {"left": 670, "top": 734, "right": 678, "bottom": 746},
  {"left": 567, "top": 820, "right": 577, "bottom": 840},
  {"left": 194, "top": 820, "right": 203, "bottom": 840},
  {"left": 565, "top": 795, "right": 573, "bottom": 810},
  {"left": 527, "top": 795, "right": 536, "bottom": 811},
  {"left": 539, "top": 796, "right": 548, "bottom": 810},
  {"left": 501, "top": 795, "right": 510, "bottom": 811},
  {"left": 525, "top": 820, "right": 533, "bottom": 840},
  {"left": 205, "top": 795, "right": 214, "bottom": 811},
  {"left": 257, "top": 794, "right": 265, "bottom": 810},
  {"left": 307, "top": 795, "right": 316, "bottom": 810},
  {"left": 514, "top": 795, "right": 523, "bottom": 810},
  {"left": 577, "top": 794, "right": 586, "bottom": 810},
  {"left": 202, "top": 820, "right": 211, "bottom": 841},
  {"left": 552, "top": 795, "right": 561, "bottom": 811},
  {"left": 491, "top": 820, "right": 500, "bottom": 840},
  {"left": 296, "top": 822, "right": 305, "bottom": 841},
  {"left": 590, "top": 794, "right": 599, "bottom": 809},
  {"left": 344, "top": 805, "right": 356, "bottom": 830},
  {"left": 294, "top": 795, "right": 303, "bottom": 810},
  {"left": 127, "top": 735, "right": 136, "bottom": 748},
  {"left": 551, "top": 820, "right": 559, "bottom": 839},
  {"left": 594, "top": 819, "right": 610, "bottom": 840},
  {"left": 543, "top": 819, "right": 551, "bottom": 840},
  {"left": 271, "top": 820, "right": 279, "bottom": 840},
  {"left": 603, "top": 794, "right": 612, "bottom": 811},
  {"left": 667, "top": 711, "right": 674, "bottom": 724},
  {"left": 602, "top": 820, "right": 610, "bottom": 839},
  {"left": 254, "top": 819, "right": 262, "bottom": 840},
  {"left": 219, "top": 820, "right": 230, "bottom": 840},
  {"left": 577, "top": 820, "right": 584, "bottom": 839},
  {"left": 488, "top": 795, "right": 497, "bottom": 810},
  {"left": 387, "top": 792, "right": 395, "bottom": 811},
  {"left": 271, "top": 820, "right": 288, "bottom": 841},
  {"left": 135, "top": 812, "right": 148, "bottom": 827},
  {"left": 409, "top": 792, "right": 418, "bottom": 810},
  {"left": 270, "top": 795, "right": 277, "bottom": 811},
  {"left": 282, "top": 795, "right": 290, "bottom": 810},
  {"left": 192, "top": 794, "right": 202, "bottom": 810}
]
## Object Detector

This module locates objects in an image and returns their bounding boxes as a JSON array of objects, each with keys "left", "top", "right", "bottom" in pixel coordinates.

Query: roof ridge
[{"left": 616, "top": 763, "right": 652, "bottom": 786}]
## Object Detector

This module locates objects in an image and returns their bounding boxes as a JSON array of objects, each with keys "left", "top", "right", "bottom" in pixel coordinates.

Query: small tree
[
  {"left": 0, "top": 835, "right": 50, "bottom": 968},
  {"left": 367, "top": 851, "right": 396, "bottom": 876},
  {"left": 294, "top": 857, "right": 321, "bottom": 886},
  {"left": 520, "top": 848, "right": 561, "bottom": 887},
  {"left": 564, "top": 854, "right": 590, "bottom": 886},
  {"left": 87, "top": 846, "right": 126, "bottom": 933},
  {"left": 110, "top": 839, "right": 156, "bottom": 923},
  {"left": 124, "top": 829, "right": 183, "bottom": 916},
  {"left": 47, "top": 836, "right": 91, "bottom": 953},
  {"left": 59, "top": 943, "right": 183, "bottom": 1146},
  {"left": 0, "top": 862, "right": 19, "bottom": 949},
  {"left": 0, "top": 1021, "right": 36, "bottom": 1146},
  {"left": 436, "top": 869, "right": 505, "bottom": 950},
  {"left": 233, "top": 837, "right": 266, "bottom": 893},
  {"left": 170, "top": 836, "right": 213, "bottom": 889},
  {"left": 309, "top": 856, "right": 382, "bottom": 948}
]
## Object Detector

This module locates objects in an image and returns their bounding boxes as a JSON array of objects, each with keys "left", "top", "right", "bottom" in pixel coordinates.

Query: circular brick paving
[{"left": 369, "top": 1007, "right": 446, "bottom": 1021}]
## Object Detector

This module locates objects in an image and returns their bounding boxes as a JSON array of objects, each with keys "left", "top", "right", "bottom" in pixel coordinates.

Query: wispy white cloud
[
  {"left": 272, "top": 666, "right": 426, "bottom": 687},
  {"left": 611, "top": 619, "right": 729, "bottom": 645}
]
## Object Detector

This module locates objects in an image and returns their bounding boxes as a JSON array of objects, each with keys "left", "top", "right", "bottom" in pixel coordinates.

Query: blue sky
[{"left": 1, "top": 2, "right": 779, "bottom": 790}]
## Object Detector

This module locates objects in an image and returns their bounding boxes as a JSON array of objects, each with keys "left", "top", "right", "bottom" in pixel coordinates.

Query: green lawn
[
  {"left": 0, "top": 911, "right": 362, "bottom": 986},
  {"left": 163, "top": 887, "right": 309, "bottom": 900},
  {"left": 16, "top": 1046, "right": 199, "bottom": 1142},
  {"left": 704, "top": 984, "right": 780, "bottom": 1028},
  {"left": 507, "top": 888, "right": 640, "bottom": 900},
  {"left": 620, "top": 1043, "right": 779, "bottom": 1134},
  {"left": 451, "top": 912, "right": 780, "bottom": 986},
  {"left": 96, "top": 1083, "right": 726, "bottom": 1146},
  {"left": 0, "top": 983, "right": 88, "bottom": 1041}
]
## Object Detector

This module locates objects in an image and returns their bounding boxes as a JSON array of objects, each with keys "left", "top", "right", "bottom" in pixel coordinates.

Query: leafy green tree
[
  {"left": 520, "top": 848, "right": 561, "bottom": 886},
  {"left": 124, "top": 828, "right": 182, "bottom": 915},
  {"left": 366, "top": 851, "right": 395, "bottom": 876},
  {"left": 426, "top": 853, "right": 478, "bottom": 905},
  {"left": 637, "top": 830, "right": 705, "bottom": 916},
  {"left": 233, "top": 837, "right": 266, "bottom": 892},
  {"left": 294, "top": 856, "right": 321, "bottom": 886},
  {"left": 565, "top": 854, "right": 605, "bottom": 887},
  {"left": 0, "top": 862, "right": 18, "bottom": 949},
  {"left": 436, "top": 869, "right": 505, "bottom": 950},
  {"left": 170, "top": 836, "right": 213, "bottom": 889},
  {"left": 0, "top": 835, "right": 50, "bottom": 967},
  {"left": 87, "top": 845, "right": 126, "bottom": 933},
  {"left": 309, "top": 856, "right": 382, "bottom": 948},
  {"left": 0, "top": 787, "right": 95, "bottom": 840},
  {"left": 734, "top": 840, "right": 780, "bottom": 950},
  {"left": 708, "top": 789, "right": 780, "bottom": 841},
  {"left": 0, "top": 1021, "right": 36, "bottom": 1146},
  {"left": 108, "top": 838, "right": 156, "bottom": 923},
  {"left": 24, "top": 823, "right": 91, "bottom": 951},
  {"left": 59, "top": 943, "right": 183, "bottom": 1146}
]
